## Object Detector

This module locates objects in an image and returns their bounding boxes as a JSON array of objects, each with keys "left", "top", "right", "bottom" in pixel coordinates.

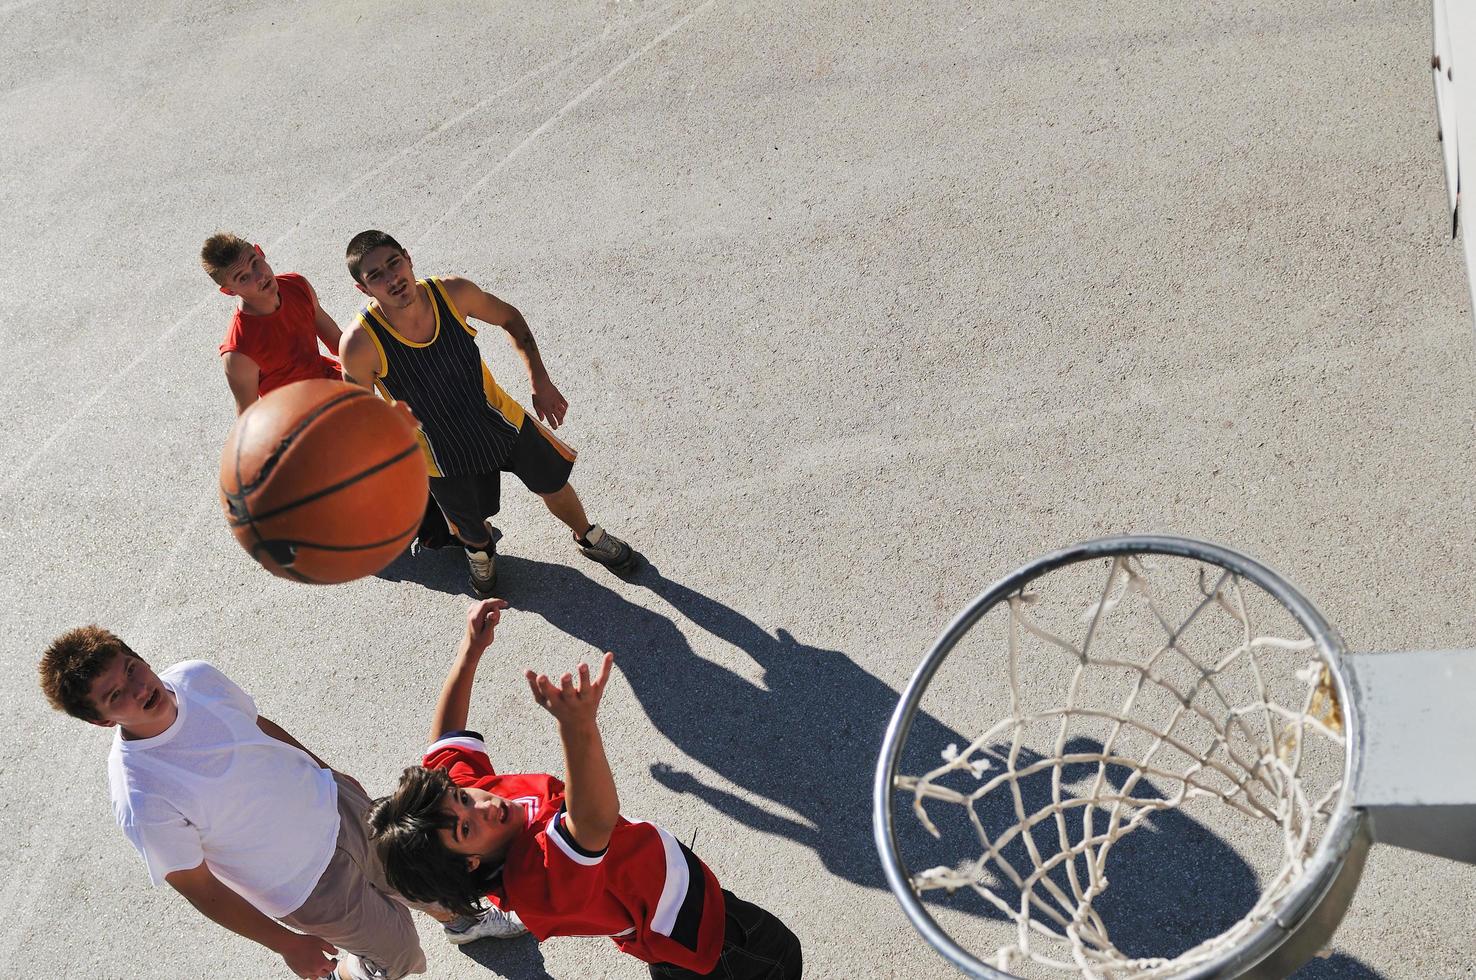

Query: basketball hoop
[{"left": 873, "top": 536, "right": 1373, "bottom": 979}]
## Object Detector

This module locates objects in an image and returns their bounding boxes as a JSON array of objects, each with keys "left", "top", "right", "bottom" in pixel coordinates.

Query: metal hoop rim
[{"left": 872, "top": 534, "right": 1367, "bottom": 980}]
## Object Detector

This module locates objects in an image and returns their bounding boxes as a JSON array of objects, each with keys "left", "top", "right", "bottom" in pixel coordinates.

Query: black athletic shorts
[
  {"left": 426, "top": 416, "right": 577, "bottom": 546},
  {"left": 647, "top": 890, "right": 803, "bottom": 980}
]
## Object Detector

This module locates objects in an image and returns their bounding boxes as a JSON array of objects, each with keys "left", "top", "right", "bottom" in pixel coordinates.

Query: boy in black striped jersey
[{"left": 339, "top": 230, "right": 635, "bottom": 596}]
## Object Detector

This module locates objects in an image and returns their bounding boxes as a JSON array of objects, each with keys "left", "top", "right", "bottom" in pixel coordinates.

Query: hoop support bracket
[{"left": 1346, "top": 649, "right": 1476, "bottom": 865}]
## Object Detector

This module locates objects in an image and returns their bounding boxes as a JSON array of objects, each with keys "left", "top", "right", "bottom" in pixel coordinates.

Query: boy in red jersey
[
  {"left": 202, "top": 233, "right": 343, "bottom": 414},
  {"left": 368, "top": 600, "right": 803, "bottom": 979}
]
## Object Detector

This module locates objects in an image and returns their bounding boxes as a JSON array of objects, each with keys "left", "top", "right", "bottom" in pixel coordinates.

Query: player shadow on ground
[
  {"left": 375, "top": 543, "right": 478, "bottom": 592},
  {"left": 375, "top": 549, "right": 1380, "bottom": 975},
  {"left": 474, "top": 556, "right": 1381, "bottom": 974},
  {"left": 455, "top": 932, "right": 553, "bottom": 980}
]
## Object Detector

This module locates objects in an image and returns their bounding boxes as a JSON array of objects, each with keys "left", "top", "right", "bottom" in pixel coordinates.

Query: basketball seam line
[
  {"left": 227, "top": 442, "right": 421, "bottom": 528},
  {"left": 247, "top": 515, "right": 425, "bottom": 556},
  {"left": 228, "top": 387, "right": 372, "bottom": 500}
]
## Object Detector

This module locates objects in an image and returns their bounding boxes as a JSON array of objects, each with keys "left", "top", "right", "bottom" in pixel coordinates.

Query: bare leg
[{"left": 540, "top": 482, "right": 592, "bottom": 538}]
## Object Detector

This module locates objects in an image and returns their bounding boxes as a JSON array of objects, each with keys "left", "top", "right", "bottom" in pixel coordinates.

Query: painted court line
[{"left": 416, "top": 0, "right": 721, "bottom": 250}]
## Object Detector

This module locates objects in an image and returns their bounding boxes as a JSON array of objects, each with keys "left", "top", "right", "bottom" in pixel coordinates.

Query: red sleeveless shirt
[{"left": 218, "top": 273, "right": 340, "bottom": 396}]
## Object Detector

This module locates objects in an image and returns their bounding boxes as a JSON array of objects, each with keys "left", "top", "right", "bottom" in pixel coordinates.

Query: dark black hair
[
  {"left": 345, "top": 229, "right": 407, "bottom": 284},
  {"left": 367, "top": 766, "right": 502, "bottom": 919}
]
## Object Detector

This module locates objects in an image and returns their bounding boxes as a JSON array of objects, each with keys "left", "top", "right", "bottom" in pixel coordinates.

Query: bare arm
[
  {"left": 256, "top": 714, "right": 366, "bottom": 797},
  {"left": 427, "top": 599, "right": 507, "bottom": 744},
  {"left": 304, "top": 280, "right": 342, "bottom": 356},
  {"left": 526, "top": 652, "right": 619, "bottom": 852},
  {"left": 256, "top": 715, "right": 330, "bottom": 770},
  {"left": 338, "top": 323, "right": 381, "bottom": 389},
  {"left": 333, "top": 325, "right": 421, "bottom": 439},
  {"left": 443, "top": 276, "right": 568, "bottom": 428},
  {"left": 166, "top": 862, "right": 338, "bottom": 979},
  {"left": 222, "top": 352, "right": 260, "bottom": 415}
]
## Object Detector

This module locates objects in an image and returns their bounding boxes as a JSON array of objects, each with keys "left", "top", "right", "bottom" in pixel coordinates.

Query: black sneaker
[{"left": 577, "top": 525, "right": 636, "bottom": 572}]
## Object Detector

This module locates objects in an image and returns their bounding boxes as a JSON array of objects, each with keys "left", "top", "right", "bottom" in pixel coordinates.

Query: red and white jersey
[{"left": 425, "top": 732, "right": 725, "bottom": 972}]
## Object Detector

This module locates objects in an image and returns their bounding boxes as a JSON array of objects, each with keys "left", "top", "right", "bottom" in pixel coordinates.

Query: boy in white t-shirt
[{"left": 38, "top": 626, "right": 525, "bottom": 980}]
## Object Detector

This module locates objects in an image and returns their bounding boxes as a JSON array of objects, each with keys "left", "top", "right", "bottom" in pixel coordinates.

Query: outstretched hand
[
  {"left": 465, "top": 598, "right": 509, "bottom": 654},
  {"left": 526, "top": 652, "right": 615, "bottom": 724}
]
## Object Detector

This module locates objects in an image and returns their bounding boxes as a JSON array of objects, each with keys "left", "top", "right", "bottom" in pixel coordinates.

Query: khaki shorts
[{"left": 281, "top": 773, "right": 428, "bottom": 980}]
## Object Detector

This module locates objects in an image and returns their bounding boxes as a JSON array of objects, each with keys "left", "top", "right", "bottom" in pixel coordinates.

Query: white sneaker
[
  {"left": 465, "top": 546, "right": 496, "bottom": 597},
  {"left": 443, "top": 906, "right": 528, "bottom": 944}
]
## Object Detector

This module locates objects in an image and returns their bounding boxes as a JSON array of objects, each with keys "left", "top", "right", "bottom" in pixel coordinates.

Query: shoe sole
[{"left": 444, "top": 929, "right": 526, "bottom": 945}]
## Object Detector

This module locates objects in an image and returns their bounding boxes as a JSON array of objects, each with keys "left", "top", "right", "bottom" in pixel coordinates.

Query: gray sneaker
[
  {"left": 443, "top": 906, "right": 529, "bottom": 944},
  {"left": 465, "top": 521, "right": 502, "bottom": 597},
  {"left": 577, "top": 524, "right": 635, "bottom": 572}
]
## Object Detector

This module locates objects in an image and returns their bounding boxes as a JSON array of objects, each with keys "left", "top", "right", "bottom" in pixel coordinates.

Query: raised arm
[
  {"left": 167, "top": 862, "right": 338, "bottom": 979},
  {"left": 526, "top": 652, "right": 618, "bottom": 852},
  {"left": 427, "top": 599, "right": 508, "bottom": 744},
  {"left": 303, "top": 279, "right": 342, "bottom": 356},
  {"left": 442, "top": 276, "right": 568, "bottom": 428},
  {"left": 222, "top": 352, "right": 260, "bottom": 415}
]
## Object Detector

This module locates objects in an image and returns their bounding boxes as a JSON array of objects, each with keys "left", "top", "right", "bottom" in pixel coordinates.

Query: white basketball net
[{"left": 898, "top": 555, "right": 1346, "bottom": 978}]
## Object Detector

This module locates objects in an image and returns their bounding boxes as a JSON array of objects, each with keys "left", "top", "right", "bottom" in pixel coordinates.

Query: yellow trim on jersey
[
  {"left": 427, "top": 277, "right": 478, "bottom": 339},
  {"left": 365, "top": 285, "right": 440, "bottom": 349},
  {"left": 417, "top": 428, "right": 443, "bottom": 478},
  {"left": 480, "top": 363, "right": 526, "bottom": 430},
  {"left": 435, "top": 276, "right": 527, "bottom": 430},
  {"left": 355, "top": 312, "right": 391, "bottom": 381}
]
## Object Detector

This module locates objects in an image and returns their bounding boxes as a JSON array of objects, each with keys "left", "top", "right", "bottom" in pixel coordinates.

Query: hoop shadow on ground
[{"left": 383, "top": 550, "right": 1379, "bottom": 977}]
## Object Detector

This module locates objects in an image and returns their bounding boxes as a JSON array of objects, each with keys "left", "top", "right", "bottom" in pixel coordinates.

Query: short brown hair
[
  {"left": 200, "top": 232, "right": 253, "bottom": 285},
  {"left": 39, "top": 626, "right": 139, "bottom": 723},
  {"left": 345, "top": 230, "right": 406, "bottom": 285}
]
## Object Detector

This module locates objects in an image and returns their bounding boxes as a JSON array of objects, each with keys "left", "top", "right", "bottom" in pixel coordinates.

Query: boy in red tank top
[{"left": 202, "top": 233, "right": 344, "bottom": 414}]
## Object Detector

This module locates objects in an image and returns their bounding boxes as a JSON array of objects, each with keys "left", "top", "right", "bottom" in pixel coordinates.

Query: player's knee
[{"left": 358, "top": 937, "right": 426, "bottom": 979}]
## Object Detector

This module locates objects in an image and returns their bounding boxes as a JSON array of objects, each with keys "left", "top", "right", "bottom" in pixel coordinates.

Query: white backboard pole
[{"left": 1437, "top": 0, "right": 1476, "bottom": 315}]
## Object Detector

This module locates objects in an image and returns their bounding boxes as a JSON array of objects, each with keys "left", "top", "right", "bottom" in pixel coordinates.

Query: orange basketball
[{"left": 220, "top": 379, "right": 428, "bottom": 584}]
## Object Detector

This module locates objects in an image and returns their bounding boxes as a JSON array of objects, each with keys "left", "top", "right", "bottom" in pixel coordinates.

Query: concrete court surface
[{"left": 3, "top": 0, "right": 1475, "bottom": 977}]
